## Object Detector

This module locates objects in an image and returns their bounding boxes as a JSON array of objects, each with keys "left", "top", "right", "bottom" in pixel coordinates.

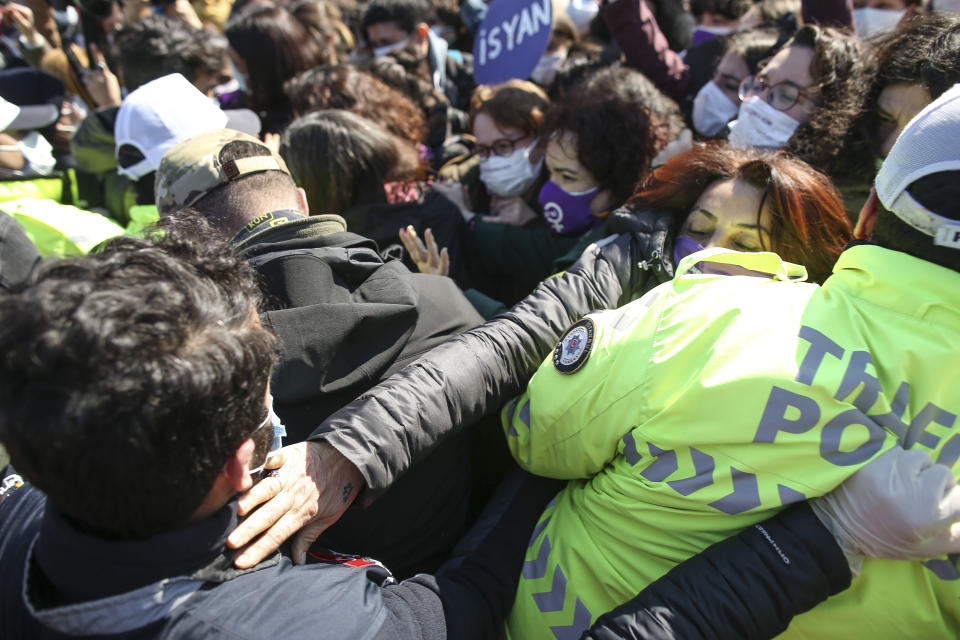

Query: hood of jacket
[{"left": 240, "top": 216, "right": 422, "bottom": 412}]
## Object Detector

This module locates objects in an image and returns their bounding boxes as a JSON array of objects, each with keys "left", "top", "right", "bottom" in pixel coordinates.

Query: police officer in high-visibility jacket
[{"left": 504, "top": 84, "right": 960, "bottom": 640}]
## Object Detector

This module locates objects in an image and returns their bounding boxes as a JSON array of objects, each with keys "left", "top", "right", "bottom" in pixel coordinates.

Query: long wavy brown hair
[{"left": 630, "top": 143, "right": 851, "bottom": 282}]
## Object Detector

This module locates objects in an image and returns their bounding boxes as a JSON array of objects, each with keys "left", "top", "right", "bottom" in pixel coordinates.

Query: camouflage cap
[{"left": 154, "top": 129, "right": 290, "bottom": 215}]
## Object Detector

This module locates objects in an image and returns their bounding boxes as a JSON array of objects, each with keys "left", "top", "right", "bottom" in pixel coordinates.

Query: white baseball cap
[
  {"left": 875, "top": 82, "right": 960, "bottom": 249},
  {"left": 115, "top": 73, "right": 260, "bottom": 180}
]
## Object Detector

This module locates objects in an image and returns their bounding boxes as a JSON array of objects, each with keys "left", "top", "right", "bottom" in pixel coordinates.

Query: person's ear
[
  {"left": 854, "top": 187, "right": 880, "bottom": 240},
  {"left": 416, "top": 22, "right": 430, "bottom": 41},
  {"left": 223, "top": 438, "right": 257, "bottom": 493},
  {"left": 297, "top": 187, "right": 310, "bottom": 216}
]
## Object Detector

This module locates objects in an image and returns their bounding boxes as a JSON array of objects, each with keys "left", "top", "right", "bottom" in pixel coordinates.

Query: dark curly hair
[
  {"left": 115, "top": 15, "right": 203, "bottom": 91},
  {"left": 874, "top": 13, "right": 960, "bottom": 101},
  {"left": 779, "top": 25, "right": 876, "bottom": 187},
  {"left": 361, "top": 0, "right": 428, "bottom": 40},
  {"left": 286, "top": 65, "right": 427, "bottom": 146},
  {"left": 578, "top": 65, "right": 686, "bottom": 151},
  {"left": 537, "top": 65, "right": 677, "bottom": 206},
  {"left": 866, "top": 14, "right": 960, "bottom": 151},
  {"left": 0, "top": 217, "right": 279, "bottom": 538}
]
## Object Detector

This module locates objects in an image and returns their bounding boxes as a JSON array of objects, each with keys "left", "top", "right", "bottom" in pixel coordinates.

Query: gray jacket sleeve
[{"left": 308, "top": 213, "right": 673, "bottom": 495}]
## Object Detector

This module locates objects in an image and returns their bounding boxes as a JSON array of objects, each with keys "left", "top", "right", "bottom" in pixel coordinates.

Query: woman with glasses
[
  {"left": 691, "top": 26, "right": 784, "bottom": 137},
  {"left": 433, "top": 80, "right": 551, "bottom": 230},
  {"left": 728, "top": 24, "right": 876, "bottom": 212},
  {"left": 405, "top": 69, "right": 678, "bottom": 313}
]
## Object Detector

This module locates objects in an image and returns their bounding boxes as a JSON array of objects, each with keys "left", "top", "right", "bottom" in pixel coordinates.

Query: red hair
[{"left": 631, "top": 143, "right": 851, "bottom": 282}]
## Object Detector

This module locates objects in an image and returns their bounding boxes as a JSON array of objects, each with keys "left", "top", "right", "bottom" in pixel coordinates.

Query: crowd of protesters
[{"left": 3, "top": 0, "right": 960, "bottom": 638}]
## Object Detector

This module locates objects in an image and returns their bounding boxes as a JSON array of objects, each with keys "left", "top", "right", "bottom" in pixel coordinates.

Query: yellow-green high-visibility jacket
[{"left": 504, "top": 245, "right": 960, "bottom": 640}]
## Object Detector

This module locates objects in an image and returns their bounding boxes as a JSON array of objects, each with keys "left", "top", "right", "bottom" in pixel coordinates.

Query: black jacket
[
  {"left": 308, "top": 207, "right": 676, "bottom": 494},
  {"left": 343, "top": 188, "right": 477, "bottom": 290},
  {"left": 0, "top": 468, "right": 562, "bottom": 640},
  {"left": 0, "top": 212, "right": 40, "bottom": 292},
  {"left": 238, "top": 215, "right": 486, "bottom": 577},
  {"left": 583, "top": 503, "right": 851, "bottom": 639}
]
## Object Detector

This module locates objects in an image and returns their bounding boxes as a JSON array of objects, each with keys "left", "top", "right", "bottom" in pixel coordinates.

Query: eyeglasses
[
  {"left": 738, "top": 75, "right": 819, "bottom": 112},
  {"left": 474, "top": 136, "right": 530, "bottom": 160}
]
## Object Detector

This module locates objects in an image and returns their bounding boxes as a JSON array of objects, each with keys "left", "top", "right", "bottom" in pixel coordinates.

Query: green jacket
[{"left": 504, "top": 245, "right": 960, "bottom": 639}]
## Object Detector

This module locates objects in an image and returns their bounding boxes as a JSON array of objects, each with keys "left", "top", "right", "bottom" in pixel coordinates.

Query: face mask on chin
[
  {"left": 692, "top": 80, "right": 740, "bottom": 136},
  {"left": 672, "top": 235, "right": 706, "bottom": 267},
  {"left": 854, "top": 7, "right": 906, "bottom": 40},
  {"left": 479, "top": 140, "right": 543, "bottom": 197},
  {"left": 727, "top": 96, "right": 801, "bottom": 150}
]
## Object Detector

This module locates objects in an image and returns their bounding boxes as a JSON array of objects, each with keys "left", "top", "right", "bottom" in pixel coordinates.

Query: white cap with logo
[
  {"left": 875, "top": 82, "right": 960, "bottom": 249},
  {"left": 114, "top": 73, "right": 261, "bottom": 181}
]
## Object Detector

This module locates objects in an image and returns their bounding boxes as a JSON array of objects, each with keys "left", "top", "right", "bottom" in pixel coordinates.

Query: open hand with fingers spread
[
  {"left": 399, "top": 225, "right": 450, "bottom": 276},
  {"left": 227, "top": 440, "right": 365, "bottom": 568}
]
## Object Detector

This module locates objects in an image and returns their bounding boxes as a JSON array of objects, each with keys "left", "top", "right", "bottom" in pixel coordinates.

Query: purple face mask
[
  {"left": 538, "top": 180, "right": 601, "bottom": 236},
  {"left": 672, "top": 235, "right": 705, "bottom": 266}
]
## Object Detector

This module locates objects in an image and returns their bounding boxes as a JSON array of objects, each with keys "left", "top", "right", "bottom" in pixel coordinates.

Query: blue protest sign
[{"left": 473, "top": 0, "right": 553, "bottom": 85}]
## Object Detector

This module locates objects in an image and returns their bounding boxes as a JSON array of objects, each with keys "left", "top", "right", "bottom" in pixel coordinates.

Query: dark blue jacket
[{"left": 0, "top": 466, "right": 561, "bottom": 639}]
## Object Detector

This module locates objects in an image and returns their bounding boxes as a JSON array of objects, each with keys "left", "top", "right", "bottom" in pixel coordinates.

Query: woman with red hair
[
  {"left": 407, "top": 142, "right": 851, "bottom": 288},
  {"left": 632, "top": 143, "right": 851, "bottom": 282}
]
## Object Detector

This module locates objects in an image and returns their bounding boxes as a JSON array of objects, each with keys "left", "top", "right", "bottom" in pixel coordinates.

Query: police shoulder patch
[{"left": 553, "top": 318, "right": 595, "bottom": 374}]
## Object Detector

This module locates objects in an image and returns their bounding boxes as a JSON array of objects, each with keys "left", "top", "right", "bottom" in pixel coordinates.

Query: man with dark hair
[
  {"left": 114, "top": 15, "right": 214, "bottom": 92},
  {"left": 155, "top": 129, "right": 489, "bottom": 577},
  {"left": 0, "top": 224, "right": 560, "bottom": 638},
  {"left": 362, "top": 0, "right": 475, "bottom": 111}
]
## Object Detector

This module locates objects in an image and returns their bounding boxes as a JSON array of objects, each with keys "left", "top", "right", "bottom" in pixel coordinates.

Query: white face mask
[
  {"left": 0, "top": 131, "right": 57, "bottom": 176},
  {"left": 854, "top": 7, "right": 906, "bottom": 40},
  {"left": 373, "top": 38, "right": 409, "bottom": 58},
  {"left": 692, "top": 80, "right": 740, "bottom": 136},
  {"left": 567, "top": 0, "right": 599, "bottom": 35},
  {"left": 728, "top": 96, "right": 800, "bottom": 150},
  {"left": 530, "top": 52, "right": 565, "bottom": 86},
  {"left": 479, "top": 140, "right": 543, "bottom": 197},
  {"left": 248, "top": 394, "right": 287, "bottom": 477}
]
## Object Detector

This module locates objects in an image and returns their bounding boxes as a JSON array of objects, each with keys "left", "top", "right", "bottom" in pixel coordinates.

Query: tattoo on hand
[{"left": 342, "top": 482, "right": 353, "bottom": 504}]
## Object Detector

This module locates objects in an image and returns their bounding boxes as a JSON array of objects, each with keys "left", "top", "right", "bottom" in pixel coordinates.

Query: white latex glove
[{"left": 811, "top": 447, "right": 960, "bottom": 575}]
